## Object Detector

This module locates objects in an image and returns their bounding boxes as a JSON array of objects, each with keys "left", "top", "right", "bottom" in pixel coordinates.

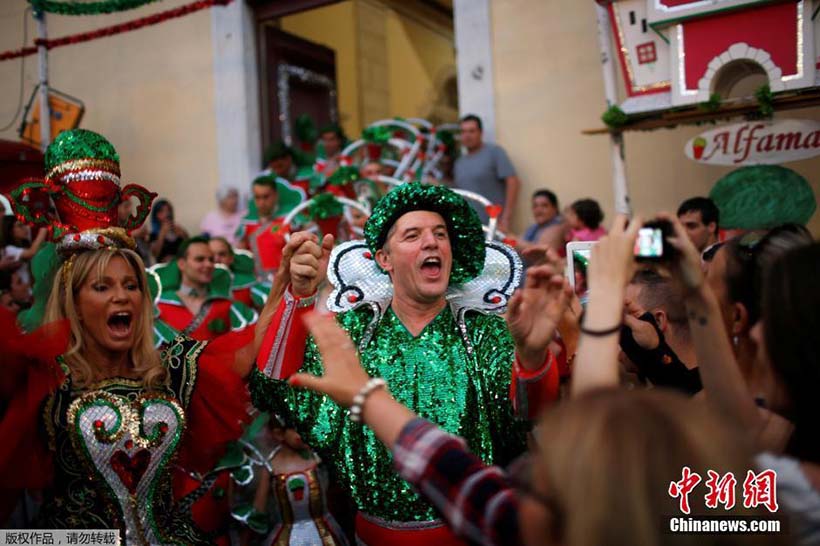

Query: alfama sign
[{"left": 685, "top": 120, "right": 820, "bottom": 166}]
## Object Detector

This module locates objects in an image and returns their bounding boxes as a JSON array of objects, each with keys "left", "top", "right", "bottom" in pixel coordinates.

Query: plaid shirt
[{"left": 392, "top": 419, "right": 522, "bottom": 546}]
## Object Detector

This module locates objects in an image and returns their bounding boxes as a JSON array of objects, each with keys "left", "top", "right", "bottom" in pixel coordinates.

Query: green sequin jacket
[{"left": 251, "top": 300, "right": 531, "bottom": 523}]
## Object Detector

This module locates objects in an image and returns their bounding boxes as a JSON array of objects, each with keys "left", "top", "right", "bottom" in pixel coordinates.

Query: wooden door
[{"left": 258, "top": 26, "right": 338, "bottom": 152}]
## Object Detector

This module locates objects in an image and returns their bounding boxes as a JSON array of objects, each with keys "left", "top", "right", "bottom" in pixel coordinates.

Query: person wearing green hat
[
  {"left": 709, "top": 165, "right": 817, "bottom": 236},
  {"left": 153, "top": 235, "right": 258, "bottom": 341},
  {"left": 236, "top": 174, "right": 306, "bottom": 280},
  {"left": 264, "top": 140, "right": 299, "bottom": 181},
  {"left": 251, "top": 182, "right": 567, "bottom": 544},
  {"left": 209, "top": 235, "right": 271, "bottom": 311},
  {"left": 316, "top": 123, "right": 346, "bottom": 178}
]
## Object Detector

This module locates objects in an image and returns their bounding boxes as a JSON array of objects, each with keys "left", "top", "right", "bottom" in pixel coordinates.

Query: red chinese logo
[
  {"left": 669, "top": 466, "right": 702, "bottom": 514},
  {"left": 669, "top": 468, "right": 778, "bottom": 513},
  {"left": 742, "top": 470, "right": 779, "bottom": 513},
  {"left": 704, "top": 471, "right": 737, "bottom": 510}
]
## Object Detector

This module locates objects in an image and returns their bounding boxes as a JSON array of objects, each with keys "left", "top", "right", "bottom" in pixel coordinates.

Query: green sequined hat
[
  {"left": 364, "top": 182, "right": 486, "bottom": 284},
  {"left": 710, "top": 165, "right": 817, "bottom": 230}
]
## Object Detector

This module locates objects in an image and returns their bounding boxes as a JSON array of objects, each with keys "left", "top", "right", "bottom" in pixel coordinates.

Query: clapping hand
[{"left": 506, "top": 258, "right": 573, "bottom": 370}]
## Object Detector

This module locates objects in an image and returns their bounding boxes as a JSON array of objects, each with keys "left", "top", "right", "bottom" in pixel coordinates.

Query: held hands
[
  {"left": 289, "top": 313, "right": 370, "bottom": 408},
  {"left": 273, "top": 231, "right": 313, "bottom": 295},
  {"left": 257, "top": 232, "right": 334, "bottom": 354},
  {"left": 506, "top": 248, "right": 573, "bottom": 370},
  {"left": 289, "top": 232, "right": 334, "bottom": 298}
]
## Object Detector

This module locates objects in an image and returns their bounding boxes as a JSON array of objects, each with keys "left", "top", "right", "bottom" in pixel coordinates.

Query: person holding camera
[{"left": 149, "top": 198, "right": 189, "bottom": 263}]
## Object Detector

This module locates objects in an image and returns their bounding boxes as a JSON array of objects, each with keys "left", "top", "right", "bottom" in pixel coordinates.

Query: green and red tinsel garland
[
  {"left": 2, "top": 0, "right": 231, "bottom": 63},
  {"left": 29, "top": 0, "right": 162, "bottom": 16}
]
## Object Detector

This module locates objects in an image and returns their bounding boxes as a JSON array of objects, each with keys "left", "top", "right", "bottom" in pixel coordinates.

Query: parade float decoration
[
  {"left": 709, "top": 164, "right": 817, "bottom": 230},
  {"left": 590, "top": 0, "right": 819, "bottom": 224},
  {"left": 296, "top": 117, "right": 510, "bottom": 243}
]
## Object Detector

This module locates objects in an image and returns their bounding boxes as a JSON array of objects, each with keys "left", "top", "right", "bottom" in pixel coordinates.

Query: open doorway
[
  {"left": 251, "top": 0, "right": 456, "bottom": 155},
  {"left": 257, "top": 25, "right": 338, "bottom": 154}
]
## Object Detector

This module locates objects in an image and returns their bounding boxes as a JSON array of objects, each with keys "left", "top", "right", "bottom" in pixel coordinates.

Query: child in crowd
[
  {"left": 566, "top": 198, "right": 607, "bottom": 242},
  {"left": 0, "top": 217, "right": 47, "bottom": 299}
]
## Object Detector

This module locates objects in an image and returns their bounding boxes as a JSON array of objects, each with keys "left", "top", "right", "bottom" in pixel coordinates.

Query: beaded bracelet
[{"left": 349, "top": 378, "right": 388, "bottom": 423}]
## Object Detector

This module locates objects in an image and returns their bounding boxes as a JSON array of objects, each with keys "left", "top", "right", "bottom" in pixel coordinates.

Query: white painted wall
[
  {"left": 210, "top": 0, "right": 262, "bottom": 194},
  {"left": 453, "top": 0, "right": 496, "bottom": 141}
]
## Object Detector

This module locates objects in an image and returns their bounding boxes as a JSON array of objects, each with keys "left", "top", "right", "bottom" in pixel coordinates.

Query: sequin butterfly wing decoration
[
  {"left": 446, "top": 240, "right": 523, "bottom": 316},
  {"left": 325, "top": 240, "right": 393, "bottom": 325},
  {"left": 67, "top": 392, "right": 185, "bottom": 545}
]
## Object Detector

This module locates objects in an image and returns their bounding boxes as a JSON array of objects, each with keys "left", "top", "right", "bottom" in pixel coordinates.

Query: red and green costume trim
[
  {"left": 229, "top": 252, "right": 271, "bottom": 310},
  {"left": 150, "top": 263, "right": 258, "bottom": 342}
]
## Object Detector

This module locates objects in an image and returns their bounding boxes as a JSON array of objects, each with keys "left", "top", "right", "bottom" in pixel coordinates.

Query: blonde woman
[{"left": 0, "top": 130, "right": 263, "bottom": 544}]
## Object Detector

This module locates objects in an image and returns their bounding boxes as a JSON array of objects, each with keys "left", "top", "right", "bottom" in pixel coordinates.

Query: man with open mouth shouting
[{"left": 252, "top": 182, "right": 569, "bottom": 545}]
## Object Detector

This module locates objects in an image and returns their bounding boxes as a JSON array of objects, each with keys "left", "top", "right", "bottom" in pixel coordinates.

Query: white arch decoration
[{"left": 696, "top": 43, "right": 785, "bottom": 94}]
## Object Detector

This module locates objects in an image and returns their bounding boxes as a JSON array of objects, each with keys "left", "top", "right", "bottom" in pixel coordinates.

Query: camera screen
[
  {"left": 570, "top": 249, "right": 592, "bottom": 304},
  {"left": 635, "top": 228, "right": 663, "bottom": 258}
]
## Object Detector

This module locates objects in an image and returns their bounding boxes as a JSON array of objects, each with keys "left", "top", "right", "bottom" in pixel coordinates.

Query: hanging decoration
[
  {"left": 684, "top": 119, "right": 820, "bottom": 166},
  {"left": 754, "top": 85, "right": 775, "bottom": 119},
  {"left": 588, "top": 1, "right": 819, "bottom": 133},
  {"left": 29, "top": 0, "right": 162, "bottom": 16},
  {"left": 277, "top": 63, "right": 338, "bottom": 147},
  {"left": 0, "top": 0, "right": 232, "bottom": 63}
]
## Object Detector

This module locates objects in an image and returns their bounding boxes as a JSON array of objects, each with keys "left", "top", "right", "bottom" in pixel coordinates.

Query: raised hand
[
  {"left": 570, "top": 215, "right": 641, "bottom": 396},
  {"left": 290, "top": 233, "right": 334, "bottom": 298},
  {"left": 587, "top": 215, "right": 641, "bottom": 294},
  {"left": 255, "top": 231, "right": 326, "bottom": 358},
  {"left": 506, "top": 263, "right": 572, "bottom": 370},
  {"left": 289, "top": 313, "right": 370, "bottom": 408},
  {"left": 291, "top": 313, "right": 417, "bottom": 450},
  {"left": 657, "top": 212, "right": 704, "bottom": 295}
]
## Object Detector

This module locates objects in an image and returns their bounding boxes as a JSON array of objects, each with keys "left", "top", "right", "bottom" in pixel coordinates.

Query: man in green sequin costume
[{"left": 251, "top": 183, "right": 568, "bottom": 544}]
